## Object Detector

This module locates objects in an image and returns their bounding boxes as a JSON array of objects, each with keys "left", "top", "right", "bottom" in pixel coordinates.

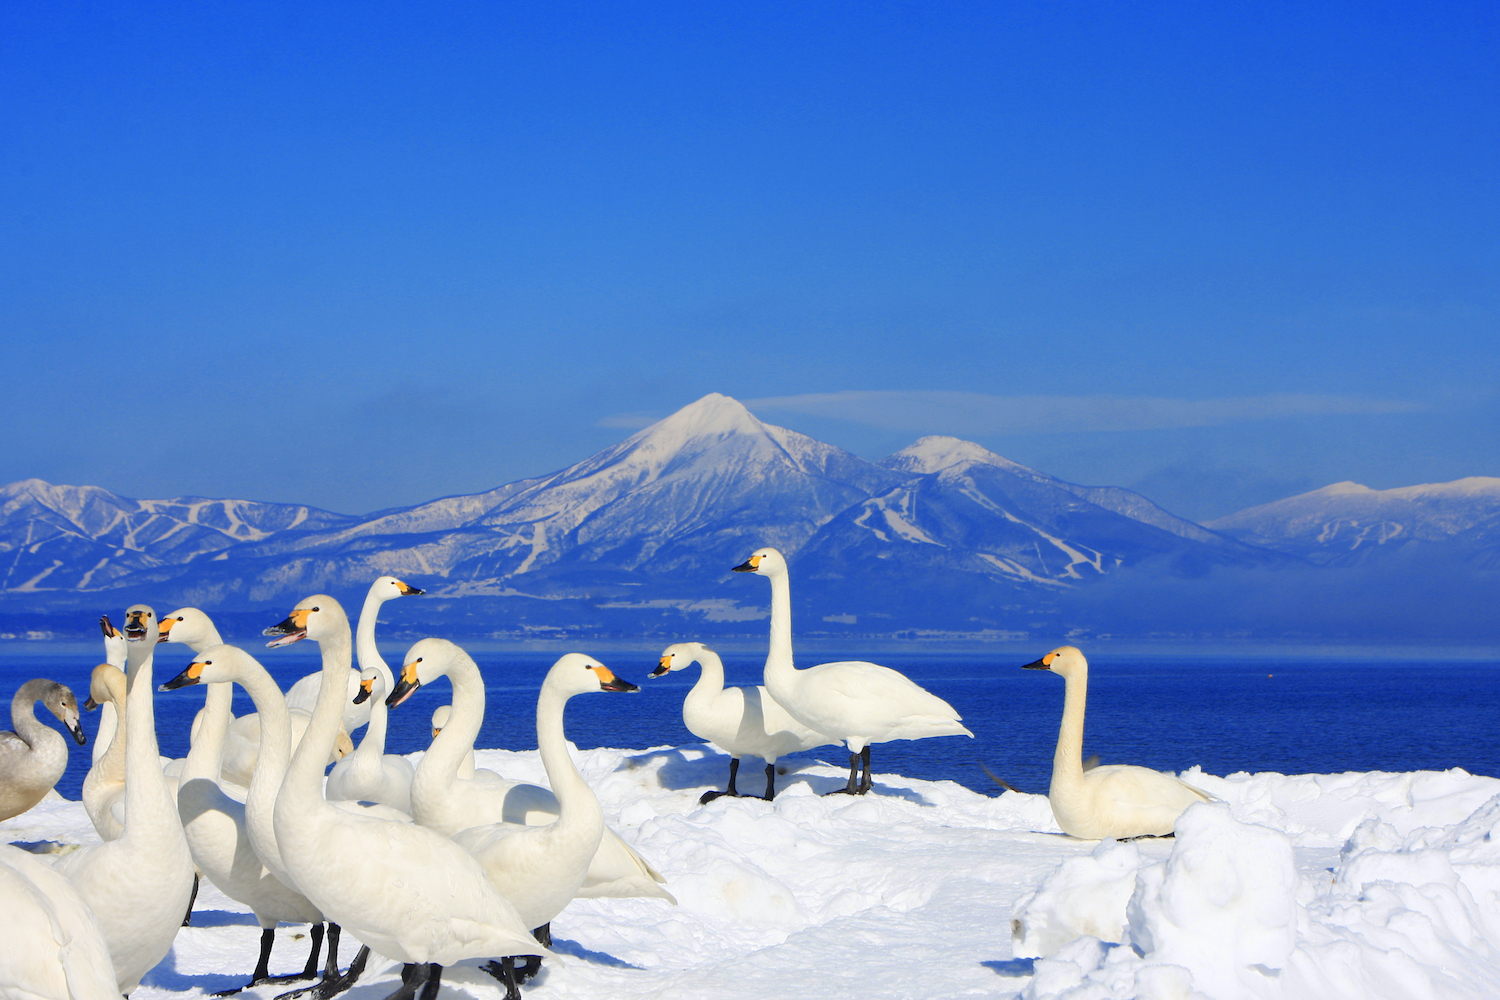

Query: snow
[{"left": 4, "top": 749, "right": 1500, "bottom": 999}]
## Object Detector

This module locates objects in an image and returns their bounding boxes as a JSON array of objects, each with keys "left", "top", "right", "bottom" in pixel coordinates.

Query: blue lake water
[{"left": 5, "top": 642, "right": 1498, "bottom": 803}]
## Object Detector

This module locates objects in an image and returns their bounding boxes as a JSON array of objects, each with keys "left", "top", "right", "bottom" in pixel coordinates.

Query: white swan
[
  {"left": 650, "top": 641, "right": 838, "bottom": 802},
  {"left": 429, "top": 706, "right": 473, "bottom": 778},
  {"left": 92, "top": 615, "right": 127, "bottom": 767},
  {"left": 80, "top": 664, "right": 128, "bottom": 841},
  {"left": 444, "top": 650, "right": 637, "bottom": 989},
  {"left": 1023, "top": 646, "right": 1212, "bottom": 839},
  {"left": 160, "top": 643, "right": 358, "bottom": 993},
  {"left": 53, "top": 605, "right": 195, "bottom": 994},
  {"left": 324, "top": 576, "right": 422, "bottom": 813},
  {"left": 388, "top": 638, "right": 675, "bottom": 902},
  {"left": 264, "top": 596, "right": 551, "bottom": 999},
  {"left": 0, "top": 842, "right": 118, "bottom": 1000},
  {"left": 0, "top": 678, "right": 85, "bottom": 823},
  {"left": 734, "top": 548, "right": 974, "bottom": 795}
]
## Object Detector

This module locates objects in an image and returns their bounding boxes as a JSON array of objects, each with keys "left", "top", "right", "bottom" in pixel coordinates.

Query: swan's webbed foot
[
  {"left": 273, "top": 945, "right": 368, "bottom": 1000},
  {"left": 183, "top": 872, "right": 200, "bottom": 926},
  {"left": 1121, "top": 833, "right": 1175, "bottom": 841},
  {"left": 699, "top": 788, "right": 740, "bottom": 804},
  {"left": 823, "top": 751, "right": 863, "bottom": 795}
]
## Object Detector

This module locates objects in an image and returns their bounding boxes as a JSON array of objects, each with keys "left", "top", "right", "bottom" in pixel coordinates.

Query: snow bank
[
  {"left": 4, "top": 749, "right": 1500, "bottom": 999},
  {"left": 1017, "top": 772, "right": 1500, "bottom": 1000}
]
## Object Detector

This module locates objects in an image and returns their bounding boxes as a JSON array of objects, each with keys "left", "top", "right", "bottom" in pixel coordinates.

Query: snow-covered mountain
[{"left": 1206, "top": 478, "right": 1500, "bottom": 565}]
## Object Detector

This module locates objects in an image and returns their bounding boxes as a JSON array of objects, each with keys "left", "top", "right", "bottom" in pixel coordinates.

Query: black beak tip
[
  {"left": 71, "top": 726, "right": 87, "bottom": 746},
  {"left": 352, "top": 688, "right": 371, "bottom": 705},
  {"left": 648, "top": 666, "right": 669, "bottom": 678},
  {"left": 1021, "top": 658, "right": 1051, "bottom": 671},
  {"left": 731, "top": 560, "right": 755, "bottom": 573}
]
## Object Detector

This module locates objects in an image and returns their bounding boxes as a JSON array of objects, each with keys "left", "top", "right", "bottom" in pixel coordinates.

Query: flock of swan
[{"left": 0, "top": 546, "right": 1214, "bottom": 1000}]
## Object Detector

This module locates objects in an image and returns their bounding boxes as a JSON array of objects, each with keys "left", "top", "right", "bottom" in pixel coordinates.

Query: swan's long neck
[
  {"left": 185, "top": 626, "right": 225, "bottom": 656},
  {"left": 121, "top": 642, "right": 175, "bottom": 844},
  {"left": 181, "top": 683, "right": 233, "bottom": 784},
  {"left": 683, "top": 649, "right": 727, "bottom": 714},
  {"left": 535, "top": 682, "right": 595, "bottom": 827},
  {"left": 763, "top": 568, "right": 799, "bottom": 699},
  {"left": 282, "top": 627, "right": 351, "bottom": 813},
  {"left": 422, "top": 654, "right": 484, "bottom": 786},
  {"left": 9, "top": 680, "right": 50, "bottom": 749},
  {"left": 1051, "top": 668, "right": 1088, "bottom": 793},
  {"left": 235, "top": 656, "right": 295, "bottom": 880},
  {"left": 93, "top": 699, "right": 122, "bottom": 770},
  {"left": 354, "top": 591, "right": 394, "bottom": 759}
]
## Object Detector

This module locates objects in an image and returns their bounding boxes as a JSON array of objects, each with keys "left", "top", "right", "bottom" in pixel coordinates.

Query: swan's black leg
[
  {"left": 700, "top": 757, "right": 742, "bottom": 804},
  {"left": 415, "top": 965, "right": 441, "bottom": 1000},
  {"left": 377, "top": 964, "right": 424, "bottom": 1000},
  {"left": 857, "top": 746, "right": 873, "bottom": 795},
  {"left": 323, "top": 923, "right": 342, "bottom": 979},
  {"left": 210, "top": 928, "right": 279, "bottom": 996},
  {"left": 480, "top": 958, "right": 526, "bottom": 1000},
  {"left": 532, "top": 923, "right": 551, "bottom": 948},
  {"left": 274, "top": 940, "right": 367, "bottom": 1000},
  {"left": 764, "top": 762, "right": 777, "bottom": 800},
  {"left": 255, "top": 921, "right": 325, "bottom": 986},
  {"left": 824, "top": 752, "right": 861, "bottom": 795},
  {"left": 183, "top": 872, "right": 200, "bottom": 926}
]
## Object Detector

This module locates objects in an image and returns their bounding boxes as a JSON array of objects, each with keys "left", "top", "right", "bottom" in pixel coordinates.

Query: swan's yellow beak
[
  {"left": 649, "top": 655, "right": 672, "bottom": 678},
  {"left": 731, "top": 554, "right": 762, "bottom": 573},
  {"left": 589, "top": 665, "right": 638, "bottom": 693},
  {"left": 1021, "top": 652, "right": 1056, "bottom": 671}
]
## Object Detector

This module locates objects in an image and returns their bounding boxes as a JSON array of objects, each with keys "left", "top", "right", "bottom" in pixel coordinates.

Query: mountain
[
  {"left": 1205, "top": 478, "right": 1500, "bottom": 565},
  {"left": 4, "top": 396, "right": 1493, "bottom": 643}
]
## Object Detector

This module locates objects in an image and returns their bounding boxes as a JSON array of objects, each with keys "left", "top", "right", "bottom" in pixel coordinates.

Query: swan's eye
[{"left": 312, "top": 607, "right": 320, "bottom": 612}]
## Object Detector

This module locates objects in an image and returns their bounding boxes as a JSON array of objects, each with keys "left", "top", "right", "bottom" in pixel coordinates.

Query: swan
[
  {"left": 387, "top": 638, "right": 675, "bottom": 903},
  {"left": 93, "top": 615, "right": 127, "bottom": 767},
  {"left": 324, "top": 576, "right": 422, "bottom": 813},
  {"left": 650, "top": 641, "right": 838, "bottom": 802},
  {"left": 0, "top": 678, "right": 85, "bottom": 823},
  {"left": 263, "top": 596, "right": 552, "bottom": 1000},
  {"left": 429, "top": 706, "right": 474, "bottom": 778},
  {"left": 80, "top": 664, "right": 128, "bottom": 841},
  {"left": 1023, "top": 646, "right": 1213, "bottom": 839},
  {"left": 435, "top": 650, "right": 636, "bottom": 991},
  {"left": 733, "top": 547, "right": 974, "bottom": 795},
  {"left": 53, "top": 605, "right": 195, "bottom": 994},
  {"left": 0, "top": 842, "right": 118, "bottom": 1000},
  {"left": 161, "top": 643, "right": 365, "bottom": 994}
]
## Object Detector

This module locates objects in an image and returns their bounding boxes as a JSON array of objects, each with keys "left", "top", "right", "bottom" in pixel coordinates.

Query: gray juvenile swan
[{"left": 0, "top": 678, "right": 86, "bottom": 822}]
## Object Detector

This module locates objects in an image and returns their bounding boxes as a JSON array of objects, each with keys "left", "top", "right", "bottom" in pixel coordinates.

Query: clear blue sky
[{"left": 3, "top": 1, "right": 1495, "bottom": 520}]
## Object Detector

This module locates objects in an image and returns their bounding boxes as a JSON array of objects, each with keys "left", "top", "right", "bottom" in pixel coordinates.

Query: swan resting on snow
[
  {"left": 1023, "top": 645, "right": 1212, "bottom": 839},
  {"left": 733, "top": 547, "right": 973, "bottom": 795},
  {"left": 0, "top": 842, "right": 118, "bottom": 1000},
  {"left": 650, "top": 641, "right": 838, "bottom": 802},
  {"left": 0, "top": 678, "right": 86, "bottom": 822}
]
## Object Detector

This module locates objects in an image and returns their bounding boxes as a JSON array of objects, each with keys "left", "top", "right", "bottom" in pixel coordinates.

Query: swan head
[
  {"left": 732, "top": 547, "right": 787, "bottom": 577},
  {"left": 650, "top": 641, "right": 709, "bottom": 678},
  {"left": 84, "top": 663, "right": 125, "bottom": 711},
  {"left": 158, "top": 607, "right": 217, "bottom": 648},
  {"left": 159, "top": 643, "right": 255, "bottom": 690},
  {"left": 122, "top": 605, "right": 158, "bottom": 644},
  {"left": 430, "top": 704, "right": 452, "bottom": 740},
  {"left": 352, "top": 666, "right": 386, "bottom": 705},
  {"left": 99, "top": 615, "right": 127, "bottom": 667},
  {"left": 264, "top": 595, "right": 347, "bottom": 647},
  {"left": 387, "top": 637, "right": 467, "bottom": 707},
  {"left": 1022, "top": 646, "right": 1087, "bottom": 679},
  {"left": 371, "top": 575, "right": 425, "bottom": 600},
  {"left": 38, "top": 681, "right": 86, "bottom": 745},
  {"left": 547, "top": 652, "right": 639, "bottom": 697}
]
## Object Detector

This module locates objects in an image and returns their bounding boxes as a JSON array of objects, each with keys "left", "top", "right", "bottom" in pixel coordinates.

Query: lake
[{"left": 4, "top": 641, "right": 1498, "bottom": 802}]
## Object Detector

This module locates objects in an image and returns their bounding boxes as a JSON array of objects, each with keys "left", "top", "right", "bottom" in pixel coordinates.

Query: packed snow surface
[{"left": 4, "top": 747, "right": 1500, "bottom": 1000}]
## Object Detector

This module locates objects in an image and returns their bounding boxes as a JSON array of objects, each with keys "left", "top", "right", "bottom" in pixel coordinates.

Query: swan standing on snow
[
  {"left": 324, "top": 576, "right": 422, "bottom": 813},
  {"left": 1023, "top": 646, "right": 1212, "bottom": 839},
  {"left": 734, "top": 548, "right": 973, "bottom": 795},
  {"left": 0, "top": 842, "right": 118, "bottom": 1000},
  {"left": 161, "top": 643, "right": 358, "bottom": 994},
  {"left": 411, "top": 650, "right": 638, "bottom": 992},
  {"left": 388, "top": 638, "right": 675, "bottom": 903},
  {"left": 264, "top": 596, "right": 551, "bottom": 1000},
  {"left": 54, "top": 606, "right": 195, "bottom": 994},
  {"left": 650, "top": 641, "right": 838, "bottom": 802},
  {"left": 0, "top": 678, "right": 85, "bottom": 823}
]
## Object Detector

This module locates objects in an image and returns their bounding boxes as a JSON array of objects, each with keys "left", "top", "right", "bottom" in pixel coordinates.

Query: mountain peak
[
  {"left": 881, "top": 436, "right": 1032, "bottom": 476},
  {"left": 638, "top": 393, "right": 763, "bottom": 442}
]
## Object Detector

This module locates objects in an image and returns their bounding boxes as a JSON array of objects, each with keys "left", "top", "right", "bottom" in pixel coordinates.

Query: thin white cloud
[
  {"left": 596, "top": 411, "right": 663, "bottom": 430},
  {"left": 743, "top": 391, "right": 1426, "bottom": 435}
]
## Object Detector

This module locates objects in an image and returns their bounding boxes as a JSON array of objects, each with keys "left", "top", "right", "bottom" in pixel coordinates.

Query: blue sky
[{"left": 3, "top": 1, "right": 1495, "bottom": 520}]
